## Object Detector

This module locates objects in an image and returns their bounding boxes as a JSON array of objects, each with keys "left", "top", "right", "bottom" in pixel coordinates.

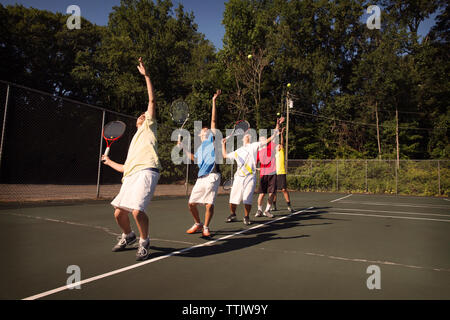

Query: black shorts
[
  {"left": 276, "top": 174, "right": 287, "bottom": 190},
  {"left": 257, "top": 174, "right": 277, "bottom": 194}
]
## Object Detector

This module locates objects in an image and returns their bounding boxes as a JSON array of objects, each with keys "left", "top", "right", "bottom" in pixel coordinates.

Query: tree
[{"left": 0, "top": 4, "right": 103, "bottom": 98}]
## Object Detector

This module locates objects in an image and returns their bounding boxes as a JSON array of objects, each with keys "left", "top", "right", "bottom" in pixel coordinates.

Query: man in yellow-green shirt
[
  {"left": 274, "top": 127, "right": 294, "bottom": 213},
  {"left": 102, "top": 57, "right": 160, "bottom": 261}
]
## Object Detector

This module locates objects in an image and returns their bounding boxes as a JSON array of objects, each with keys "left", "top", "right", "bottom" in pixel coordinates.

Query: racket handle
[{"left": 104, "top": 147, "right": 110, "bottom": 157}]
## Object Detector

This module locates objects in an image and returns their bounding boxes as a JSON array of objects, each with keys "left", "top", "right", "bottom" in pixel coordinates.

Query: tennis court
[{"left": 1, "top": 191, "right": 449, "bottom": 300}]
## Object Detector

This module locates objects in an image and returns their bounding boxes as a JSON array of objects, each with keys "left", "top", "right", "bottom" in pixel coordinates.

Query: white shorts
[
  {"left": 189, "top": 173, "right": 221, "bottom": 205},
  {"left": 111, "top": 168, "right": 159, "bottom": 213},
  {"left": 229, "top": 174, "right": 256, "bottom": 205}
]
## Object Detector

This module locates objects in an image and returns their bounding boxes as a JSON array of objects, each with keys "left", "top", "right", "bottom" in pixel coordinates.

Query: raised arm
[
  {"left": 137, "top": 57, "right": 155, "bottom": 119},
  {"left": 266, "top": 117, "right": 285, "bottom": 145},
  {"left": 211, "top": 89, "right": 221, "bottom": 132},
  {"left": 280, "top": 126, "right": 285, "bottom": 147},
  {"left": 221, "top": 138, "right": 228, "bottom": 159},
  {"left": 177, "top": 141, "right": 195, "bottom": 161}
]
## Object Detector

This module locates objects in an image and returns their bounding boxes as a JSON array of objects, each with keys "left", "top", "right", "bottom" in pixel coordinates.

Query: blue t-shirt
[{"left": 195, "top": 133, "right": 217, "bottom": 177}]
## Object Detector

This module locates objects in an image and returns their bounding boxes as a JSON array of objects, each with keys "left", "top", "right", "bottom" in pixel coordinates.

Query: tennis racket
[
  {"left": 102, "top": 121, "right": 126, "bottom": 161},
  {"left": 222, "top": 178, "right": 233, "bottom": 190},
  {"left": 171, "top": 100, "right": 189, "bottom": 129},
  {"left": 225, "top": 120, "right": 250, "bottom": 140},
  {"left": 171, "top": 100, "right": 190, "bottom": 143}
]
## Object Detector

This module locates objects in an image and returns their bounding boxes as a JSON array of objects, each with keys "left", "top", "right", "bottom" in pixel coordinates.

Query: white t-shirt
[{"left": 226, "top": 142, "right": 262, "bottom": 177}]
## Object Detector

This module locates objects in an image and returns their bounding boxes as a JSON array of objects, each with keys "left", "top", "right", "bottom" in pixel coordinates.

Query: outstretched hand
[
  {"left": 213, "top": 89, "right": 221, "bottom": 100},
  {"left": 137, "top": 57, "right": 149, "bottom": 77}
]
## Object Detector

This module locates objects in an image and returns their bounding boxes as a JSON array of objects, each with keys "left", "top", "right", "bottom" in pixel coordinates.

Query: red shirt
[{"left": 257, "top": 142, "right": 276, "bottom": 177}]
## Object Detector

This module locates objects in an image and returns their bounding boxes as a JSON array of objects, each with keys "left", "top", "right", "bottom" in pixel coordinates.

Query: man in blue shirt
[{"left": 178, "top": 90, "right": 221, "bottom": 237}]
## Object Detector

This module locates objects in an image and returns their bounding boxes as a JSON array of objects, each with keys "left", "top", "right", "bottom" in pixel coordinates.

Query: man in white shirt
[{"left": 221, "top": 117, "right": 284, "bottom": 225}]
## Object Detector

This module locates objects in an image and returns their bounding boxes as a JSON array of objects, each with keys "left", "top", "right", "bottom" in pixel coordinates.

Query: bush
[{"left": 286, "top": 160, "right": 449, "bottom": 197}]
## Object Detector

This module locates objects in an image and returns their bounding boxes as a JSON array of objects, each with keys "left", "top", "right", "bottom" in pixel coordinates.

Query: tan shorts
[
  {"left": 189, "top": 173, "right": 221, "bottom": 205},
  {"left": 111, "top": 168, "right": 159, "bottom": 213}
]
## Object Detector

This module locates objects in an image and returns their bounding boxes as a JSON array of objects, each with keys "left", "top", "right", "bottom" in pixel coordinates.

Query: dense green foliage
[
  {"left": 1, "top": 0, "right": 448, "bottom": 171},
  {"left": 286, "top": 159, "right": 449, "bottom": 196}
]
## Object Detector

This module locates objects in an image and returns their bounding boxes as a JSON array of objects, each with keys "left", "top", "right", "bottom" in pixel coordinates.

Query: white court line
[
  {"left": 3, "top": 212, "right": 198, "bottom": 246},
  {"left": 444, "top": 198, "right": 450, "bottom": 202},
  {"left": 331, "top": 207, "right": 450, "bottom": 218},
  {"left": 302, "top": 252, "right": 450, "bottom": 272},
  {"left": 322, "top": 211, "right": 450, "bottom": 223},
  {"left": 330, "top": 194, "right": 353, "bottom": 203},
  {"left": 3, "top": 212, "right": 118, "bottom": 236},
  {"left": 256, "top": 247, "right": 450, "bottom": 273},
  {"left": 22, "top": 207, "right": 314, "bottom": 300},
  {"left": 338, "top": 201, "right": 450, "bottom": 209}
]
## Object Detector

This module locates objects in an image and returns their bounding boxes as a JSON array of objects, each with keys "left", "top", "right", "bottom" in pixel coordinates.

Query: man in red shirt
[{"left": 255, "top": 138, "right": 277, "bottom": 218}]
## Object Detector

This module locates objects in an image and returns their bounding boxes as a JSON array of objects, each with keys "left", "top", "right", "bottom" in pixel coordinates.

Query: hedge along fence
[{"left": 286, "top": 160, "right": 449, "bottom": 197}]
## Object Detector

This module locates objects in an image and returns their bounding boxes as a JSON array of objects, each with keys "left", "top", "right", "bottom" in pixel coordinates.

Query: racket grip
[{"left": 104, "top": 147, "right": 110, "bottom": 157}]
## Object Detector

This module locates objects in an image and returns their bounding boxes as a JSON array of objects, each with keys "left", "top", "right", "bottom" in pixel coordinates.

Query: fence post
[
  {"left": 96, "top": 110, "right": 106, "bottom": 198},
  {"left": 185, "top": 161, "right": 189, "bottom": 196},
  {"left": 0, "top": 84, "right": 10, "bottom": 177},
  {"left": 395, "top": 160, "right": 398, "bottom": 195},
  {"left": 336, "top": 159, "right": 339, "bottom": 192},
  {"left": 437, "top": 160, "right": 441, "bottom": 196},
  {"left": 365, "top": 160, "right": 368, "bottom": 193}
]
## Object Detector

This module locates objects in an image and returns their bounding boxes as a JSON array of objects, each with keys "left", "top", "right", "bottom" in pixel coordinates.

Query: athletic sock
[
  {"left": 258, "top": 205, "right": 263, "bottom": 211},
  {"left": 265, "top": 203, "right": 271, "bottom": 212},
  {"left": 287, "top": 202, "right": 291, "bottom": 206},
  {"left": 139, "top": 238, "right": 149, "bottom": 246}
]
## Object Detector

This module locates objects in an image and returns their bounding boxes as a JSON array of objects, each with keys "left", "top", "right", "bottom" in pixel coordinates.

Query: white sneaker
[{"left": 263, "top": 211, "right": 274, "bottom": 218}]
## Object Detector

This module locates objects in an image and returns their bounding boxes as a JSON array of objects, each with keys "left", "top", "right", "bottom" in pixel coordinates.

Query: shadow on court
[
  {"left": 179, "top": 233, "right": 310, "bottom": 258},
  {"left": 146, "top": 208, "right": 340, "bottom": 260}
]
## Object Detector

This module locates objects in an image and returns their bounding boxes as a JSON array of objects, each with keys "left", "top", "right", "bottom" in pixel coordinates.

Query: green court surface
[{"left": 0, "top": 192, "right": 449, "bottom": 300}]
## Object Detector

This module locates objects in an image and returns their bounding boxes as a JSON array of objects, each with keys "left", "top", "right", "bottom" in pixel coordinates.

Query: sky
[{"left": 0, "top": 0, "right": 439, "bottom": 50}]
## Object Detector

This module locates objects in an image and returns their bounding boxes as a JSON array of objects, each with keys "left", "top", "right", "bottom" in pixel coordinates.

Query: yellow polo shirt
[
  {"left": 122, "top": 111, "right": 161, "bottom": 181},
  {"left": 275, "top": 146, "right": 286, "bottom": 175}
]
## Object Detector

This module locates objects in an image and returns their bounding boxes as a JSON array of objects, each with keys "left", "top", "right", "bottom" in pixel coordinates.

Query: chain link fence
[
  {"left": 0, "top": 81, "right": 448, "bottom": 202},
  {"left": 0, "top": 81, "right": 191, "bottom": 202},
  {"left": 287, "top": 159, "right": 449, "bottom": 197}
]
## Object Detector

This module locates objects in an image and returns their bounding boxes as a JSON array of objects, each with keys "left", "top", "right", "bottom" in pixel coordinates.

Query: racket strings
[
  {"left": 104, "top": 121, "right": 126, "bottom": 139},
  {"left": 171, "top": 101, "right": 189, "bottom": 125},
  {"left": 234, "top": 121, "right": 250, "bottom": 135}
]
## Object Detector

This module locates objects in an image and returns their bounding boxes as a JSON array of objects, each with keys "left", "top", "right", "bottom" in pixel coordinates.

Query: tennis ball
[
  {"left": 287, "top": 83, "right": 291, "bottom": 88},
  {"left": 277, "top": 112, "right": 281, "bottom": 116},
  {"left": 248, "top": 54, "right": 252, "bottom": 59}
]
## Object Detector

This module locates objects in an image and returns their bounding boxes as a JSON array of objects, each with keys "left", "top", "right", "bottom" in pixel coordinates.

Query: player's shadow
[
  {"left": 147, "top": 207, "right": 344, "bottom": 259},
  {"left": 212, "top": 206, "right": 336, "bottom": 236},
  {"left": 175, "top": 208, "right": 333, "bottom": 258}
]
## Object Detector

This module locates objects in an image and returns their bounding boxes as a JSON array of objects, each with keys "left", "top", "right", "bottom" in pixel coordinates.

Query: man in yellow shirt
[
  {"left": 102, "top": 57, "right": 161, "bottom": 261},
  {"left": 274, "top": 127, "right": 294, "bottom": 213}
]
